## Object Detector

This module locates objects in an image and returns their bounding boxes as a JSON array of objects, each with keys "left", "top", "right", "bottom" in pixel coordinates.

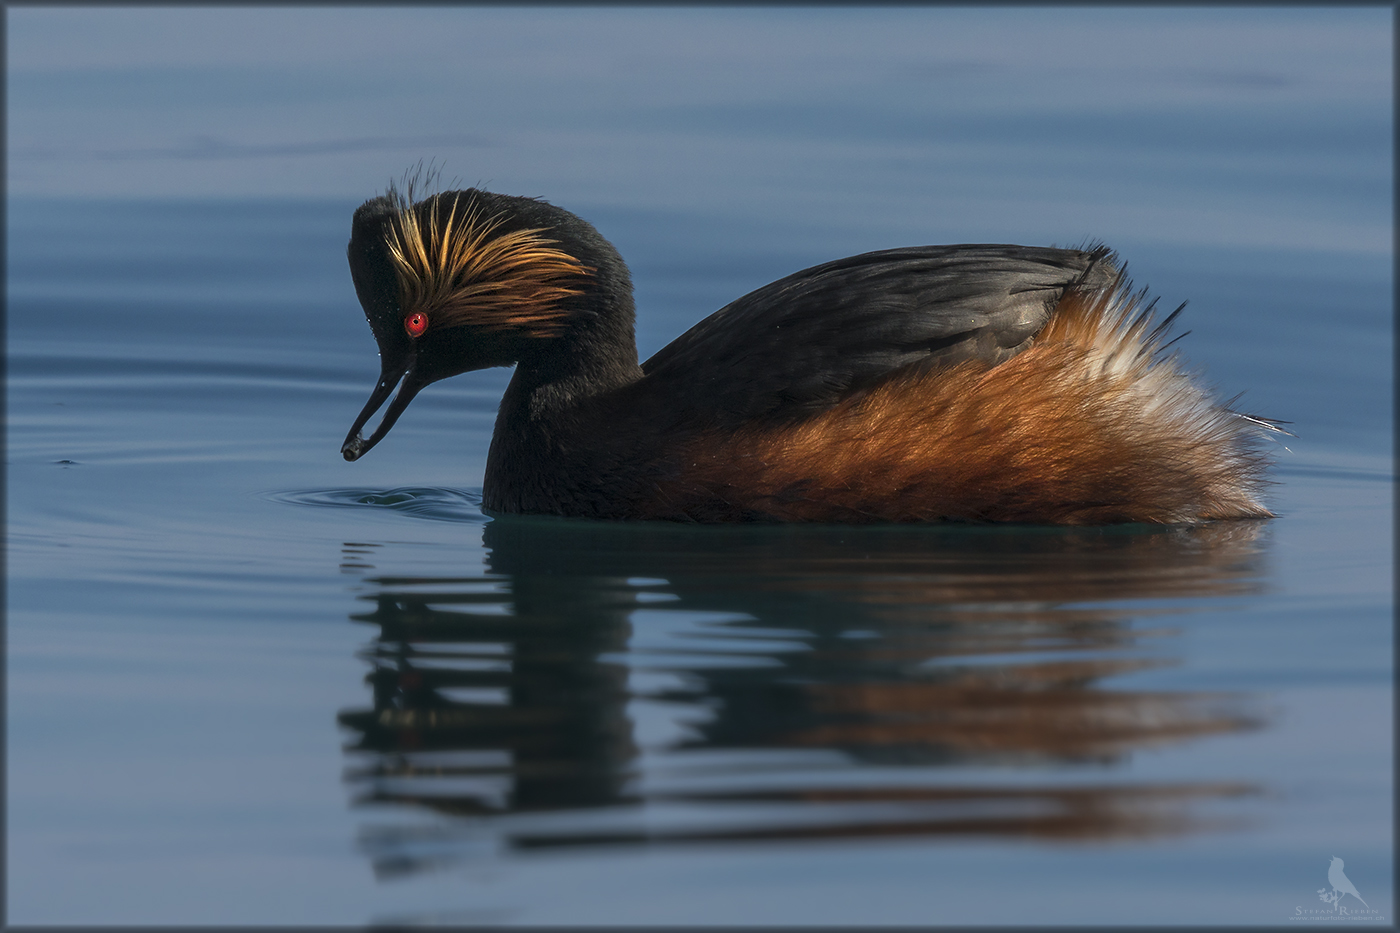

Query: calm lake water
[{"left": 7, "top": 8, "right": 1392, "bottom": 926}]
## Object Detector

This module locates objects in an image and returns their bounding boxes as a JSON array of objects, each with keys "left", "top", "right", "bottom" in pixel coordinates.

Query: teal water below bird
[{"left": 341, "top": 181, "right": 1282, "bottom": 524}]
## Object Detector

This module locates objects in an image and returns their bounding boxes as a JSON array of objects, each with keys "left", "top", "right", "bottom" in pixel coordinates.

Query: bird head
[{"left": 341, "top": 185, "right": 595, "bottom": 461}]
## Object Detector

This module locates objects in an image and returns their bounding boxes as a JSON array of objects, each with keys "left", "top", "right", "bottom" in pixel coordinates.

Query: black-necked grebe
[{"left": 341, "top": 184, "right": 1278, "bottom": 524}]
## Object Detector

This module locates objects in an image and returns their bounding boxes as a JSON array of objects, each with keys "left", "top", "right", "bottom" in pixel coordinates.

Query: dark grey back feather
[{"left": 640, "top": 244, "right": 1116, "bottom": 425}]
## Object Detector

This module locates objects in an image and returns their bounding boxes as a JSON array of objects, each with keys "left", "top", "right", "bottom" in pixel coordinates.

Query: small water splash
[{"left": 269, "top": 487, "right": 488, "bottom": 523}]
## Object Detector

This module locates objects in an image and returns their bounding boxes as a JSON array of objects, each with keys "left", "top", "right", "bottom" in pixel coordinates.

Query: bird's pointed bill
[{"left": 342, "top": 351, "right": 426, "bottom": 461}]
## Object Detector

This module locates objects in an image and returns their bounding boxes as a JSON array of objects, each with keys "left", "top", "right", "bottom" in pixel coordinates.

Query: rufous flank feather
[{"left": 650, "top": 279, "right": 1275, "bottom": 523}]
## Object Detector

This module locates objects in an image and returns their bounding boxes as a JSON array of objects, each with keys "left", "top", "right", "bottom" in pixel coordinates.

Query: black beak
[{"left": 341, "top": 349, "right": 426, "bottom": 461}]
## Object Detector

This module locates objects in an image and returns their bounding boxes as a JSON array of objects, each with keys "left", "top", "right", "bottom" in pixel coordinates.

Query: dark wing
[{"left": 639, "top": 244, "right": 1116, "bottom": 426}]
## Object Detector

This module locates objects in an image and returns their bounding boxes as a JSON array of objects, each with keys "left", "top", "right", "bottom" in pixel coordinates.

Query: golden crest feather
[{"left": 382, "top": 184, "right": 591, "bottom": 337}]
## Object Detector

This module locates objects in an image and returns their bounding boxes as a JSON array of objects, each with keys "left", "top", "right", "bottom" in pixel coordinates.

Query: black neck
[
  {"left": 482, "top": 202, "right": 644, "bottom": 511},
  {"left": 503, "top": 288, "right": 643, "bottom": 421}
]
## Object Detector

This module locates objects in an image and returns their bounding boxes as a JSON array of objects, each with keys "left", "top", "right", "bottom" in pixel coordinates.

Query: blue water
[{"left": 7, "top": 7, "right": 1392, "bottom": 926}]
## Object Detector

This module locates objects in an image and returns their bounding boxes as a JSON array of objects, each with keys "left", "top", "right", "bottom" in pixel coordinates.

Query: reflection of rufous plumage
[{"left": 337, "top": 519, "right": 1269, "bottom": 875}]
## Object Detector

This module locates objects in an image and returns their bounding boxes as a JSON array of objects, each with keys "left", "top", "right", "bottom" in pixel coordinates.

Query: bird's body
[{"left": 342, "top": 184, "right": 1277, "bottom": 524}]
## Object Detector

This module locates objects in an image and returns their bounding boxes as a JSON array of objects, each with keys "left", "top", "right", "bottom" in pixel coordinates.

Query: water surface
[{"left": 7, "top": 8, "right": 1392, "bottom": 926}]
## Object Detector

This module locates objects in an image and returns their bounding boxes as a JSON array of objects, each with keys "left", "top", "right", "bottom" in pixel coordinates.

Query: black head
[{"left": 341, "top": 186, "right": 609, "bottom": 460}]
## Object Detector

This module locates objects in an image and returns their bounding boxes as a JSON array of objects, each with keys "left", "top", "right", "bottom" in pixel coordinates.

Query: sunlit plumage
[{"left": 341, "top": 182, "right": 1279, "bottom": 524}]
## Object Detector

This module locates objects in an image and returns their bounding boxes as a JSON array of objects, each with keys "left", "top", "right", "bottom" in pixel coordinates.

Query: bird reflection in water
[{"left": 337, "top": 518, "right": 1270, "bottom": 878}]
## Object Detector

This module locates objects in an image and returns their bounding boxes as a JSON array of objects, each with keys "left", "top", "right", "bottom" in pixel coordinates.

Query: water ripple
[{"left": 269, "top": 487, "right": 487, "bottom": 523}]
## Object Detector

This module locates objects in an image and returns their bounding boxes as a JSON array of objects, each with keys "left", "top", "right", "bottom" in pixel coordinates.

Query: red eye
[{"left": 404, "top": 312, "right": 429, "bottom": 337}]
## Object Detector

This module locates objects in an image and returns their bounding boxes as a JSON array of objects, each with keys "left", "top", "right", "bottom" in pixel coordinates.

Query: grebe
[{"left": 341, "top": 184, "right": 1278, "bottom": 524}]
